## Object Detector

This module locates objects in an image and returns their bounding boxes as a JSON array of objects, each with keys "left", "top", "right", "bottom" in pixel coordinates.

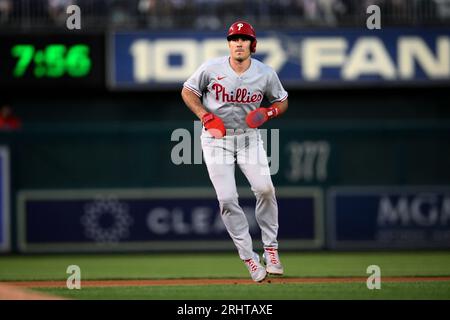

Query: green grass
[
  {"left": 1, "top": 251, "right": 450, "bottom": 281},
  {"left": 1, "top": 251, "right": 449, "bottom": 299},
  {"left": 33, "top": 281, "right": 450, "bottom": 300}
]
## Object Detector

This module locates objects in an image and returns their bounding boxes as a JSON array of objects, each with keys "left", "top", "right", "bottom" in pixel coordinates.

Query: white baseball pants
[{"left": 201, "top": 129, "right": 279, "bottom": 260}]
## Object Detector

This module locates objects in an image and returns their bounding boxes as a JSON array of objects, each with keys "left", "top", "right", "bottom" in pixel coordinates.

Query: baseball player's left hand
[{"left": 246, "top": 106, "right": 280, "bottom": 128}]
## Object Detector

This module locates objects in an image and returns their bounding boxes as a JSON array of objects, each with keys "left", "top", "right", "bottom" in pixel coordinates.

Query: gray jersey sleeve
[
  {"left": 265, "top": 69, "right": 288, "bottom": 104},
  {"left": 183, "top": 62, "right": 210, "bottom": 97}
]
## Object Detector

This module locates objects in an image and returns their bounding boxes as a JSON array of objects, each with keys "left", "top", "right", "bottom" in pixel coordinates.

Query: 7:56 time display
[
  {"left": 11, "top": 44, "right": 91, "bottom": 78},
  {"left": 0, "top": 34, "right": 105, "bottom": 88}
]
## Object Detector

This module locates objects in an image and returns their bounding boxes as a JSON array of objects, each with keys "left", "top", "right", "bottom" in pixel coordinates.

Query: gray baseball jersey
[{"left": 183, "top": 56, "right": 288, "bottom": 130}]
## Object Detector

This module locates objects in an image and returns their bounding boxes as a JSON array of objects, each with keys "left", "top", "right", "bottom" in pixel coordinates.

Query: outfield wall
[{"left": 1, "top": 120, "right": 449, "bottom": 252}]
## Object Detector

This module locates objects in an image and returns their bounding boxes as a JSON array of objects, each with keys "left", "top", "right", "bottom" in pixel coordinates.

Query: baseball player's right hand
[{"left": 202, "top": 113, "right": 226, "bottom": 138}]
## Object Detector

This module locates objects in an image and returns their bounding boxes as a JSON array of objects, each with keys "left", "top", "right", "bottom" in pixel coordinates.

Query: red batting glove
[
  {"left": 246, "top": 105, "right": 280, "bottom": 128},
  {"left": 202, "top": 112, "right": 226, "bottom": 138}
]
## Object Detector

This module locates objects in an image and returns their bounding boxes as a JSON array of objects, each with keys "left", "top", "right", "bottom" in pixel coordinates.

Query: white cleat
[
  {"left": 263, "top": 247, "right": 284, "bottom": 275},
  {"left": 244, "top": 253, "right": 267, "bottom": 282}
]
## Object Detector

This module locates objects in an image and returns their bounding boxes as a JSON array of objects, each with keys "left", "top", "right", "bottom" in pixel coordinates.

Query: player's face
[{"left": 228, "top": 36, "right": 252, "bottom": 62}]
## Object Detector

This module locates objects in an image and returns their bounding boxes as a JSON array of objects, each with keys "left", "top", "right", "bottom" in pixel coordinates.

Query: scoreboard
[{"left": 1, "top": 29, "right": 449, "bottom": 90}]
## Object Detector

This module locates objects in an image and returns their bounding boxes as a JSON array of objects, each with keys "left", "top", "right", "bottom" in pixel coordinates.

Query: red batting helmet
[{"left": 227, "top": 21, "right": 257, "bottom": 53}]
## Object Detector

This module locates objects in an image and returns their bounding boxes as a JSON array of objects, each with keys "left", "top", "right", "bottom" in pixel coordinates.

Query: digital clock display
[
  {"left": 0, "top": 34, "right": 105, "bottom": 88},
  {"left": 11, "top": 44, "right": 91, "bottom": 78}
]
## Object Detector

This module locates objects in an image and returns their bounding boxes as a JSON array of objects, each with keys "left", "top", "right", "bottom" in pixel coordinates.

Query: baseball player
[{"left": 181, "top": 21, "right": 288, "bottom": 282}]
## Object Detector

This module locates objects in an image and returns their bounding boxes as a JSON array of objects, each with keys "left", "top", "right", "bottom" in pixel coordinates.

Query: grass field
[
  {"left": 30, "top": 281, "right": 450, "bottom": 300},
  {"left": 1, "top": 251, "right": 449, "bottom": 299}
]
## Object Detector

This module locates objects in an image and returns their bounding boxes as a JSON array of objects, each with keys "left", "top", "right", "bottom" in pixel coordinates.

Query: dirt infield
[
  {"left": 5, "top": 276, "right": 450, "bottom": 288},
  {"left": 0, "top": 283, "right": 66, "bottom": 300}
]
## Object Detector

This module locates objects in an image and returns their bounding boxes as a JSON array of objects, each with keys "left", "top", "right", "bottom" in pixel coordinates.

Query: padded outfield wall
[{"left": 1, "top": 119, "right": 449, "bottom": 252}]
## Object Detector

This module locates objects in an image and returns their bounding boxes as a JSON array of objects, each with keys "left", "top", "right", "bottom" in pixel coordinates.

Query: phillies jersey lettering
[
  {"left": 183, "top": 56, "right": 288, "bottom": 131},
  {"left": 212, "top": 84, "right": 263, "bottom": 104}
]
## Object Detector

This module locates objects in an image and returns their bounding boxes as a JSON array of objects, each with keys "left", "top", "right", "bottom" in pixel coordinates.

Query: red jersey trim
[
  {"left": 271, "top": 93, "right": 288, "bottom": 104},
  {"left": 183, "top": 85, "right": 202, "bottom": 97}
]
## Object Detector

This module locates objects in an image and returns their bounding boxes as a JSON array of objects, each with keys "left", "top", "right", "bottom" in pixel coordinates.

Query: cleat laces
[
  {"left": 245, "top": 259, "right": 258, "bottom": 272},
  {"left": 265, "top": 248, "right": 279, "bottom": 265}
]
